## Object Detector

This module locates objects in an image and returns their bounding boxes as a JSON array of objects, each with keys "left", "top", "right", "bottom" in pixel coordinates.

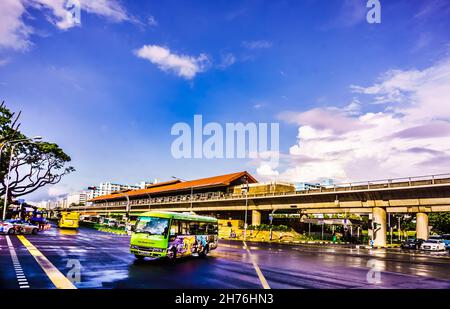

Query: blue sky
[{"left": 1, "top": 0, "right": 450, "bottom": 201}]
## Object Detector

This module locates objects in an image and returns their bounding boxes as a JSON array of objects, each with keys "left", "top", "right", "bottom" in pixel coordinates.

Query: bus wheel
[
  {"left": 135, "top": 254, "right": 145, "bottom": 260},
  {"left": 168, "top": 248, "right": 177, "bottom": 261},
  {"left": 32, "top": 228, "right": 38, "bottom": 235},
  {"left": 199, "top": 245, "right": 209, "bottom": 257},
  {"left": 7, "top": 228, "right": 15, "bottom": 235}
]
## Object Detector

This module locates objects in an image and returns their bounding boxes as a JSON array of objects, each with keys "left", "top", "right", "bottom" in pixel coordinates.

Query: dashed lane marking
[
  {"left": 243, "top": 241, "right": 271, "bottom": 289},
  {"left": 16, "top": 235, "right": 76, "bottom": 289},
  {"left": 5, "top": 236, "right": 30, "bottom": 289}
]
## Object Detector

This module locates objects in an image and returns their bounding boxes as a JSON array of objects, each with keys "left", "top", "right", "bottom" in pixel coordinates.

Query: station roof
[{"left": 90, "top": 171, "right": 257, "bottom": 202}]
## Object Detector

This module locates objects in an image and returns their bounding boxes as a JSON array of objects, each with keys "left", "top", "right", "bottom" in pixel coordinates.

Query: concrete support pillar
[
  {"left": 372, "top": 207, "right": 387, "bottom": 247},
  {"left": 416, "top": 213, "right": 429, "bottom": 240},
  {"left": 252, "top": 210, "right": 261, "bottom": 226}
]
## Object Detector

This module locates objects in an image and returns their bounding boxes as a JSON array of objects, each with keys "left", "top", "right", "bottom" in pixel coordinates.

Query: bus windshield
[{"left": 135, "top": 217, "right": 169, "bottom": 236}]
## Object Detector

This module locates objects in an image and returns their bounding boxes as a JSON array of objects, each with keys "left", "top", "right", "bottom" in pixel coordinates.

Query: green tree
[
  {"left": 429, "top": 213, "right": 450, "bottom": 234},
  {"left": 0, "top": 101, "right": 74, "bottom": 204}
]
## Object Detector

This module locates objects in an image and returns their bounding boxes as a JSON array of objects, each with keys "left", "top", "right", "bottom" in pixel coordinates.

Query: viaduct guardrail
[{"left": 69, "top": 173, "right": 450, "bottom": 214}]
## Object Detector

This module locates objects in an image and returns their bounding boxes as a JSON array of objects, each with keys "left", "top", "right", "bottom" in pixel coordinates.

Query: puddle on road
[
  {"left": 76, "top": 269, "right": 129, "bottom": 288},
  {"left": 59, "top": 229, "right": 78, "bottom": 236}
]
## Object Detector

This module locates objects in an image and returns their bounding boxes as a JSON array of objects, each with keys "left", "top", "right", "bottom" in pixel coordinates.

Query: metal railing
[{"left": 75, "top": 173, "right": 450, "bottom": 210}]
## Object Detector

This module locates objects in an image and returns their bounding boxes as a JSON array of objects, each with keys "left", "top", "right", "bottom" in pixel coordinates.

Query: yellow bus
[{"left": 58, "top": 212, "right": 80, "bottom": 229}]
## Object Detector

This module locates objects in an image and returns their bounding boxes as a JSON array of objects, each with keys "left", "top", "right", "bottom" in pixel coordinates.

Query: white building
[
  {"left": 31, "top": 200, "right": 52, "bottom": 210},
  {"left": 295, "top": 179, "right": 334, "bottom": 191},
  {"left": 39, "top": 180, "right": 157, "bottom": 210},
  {"left": 85, "top": 180, "right": 157, "bottom": 202},
  {"left": 67, "top": 191, "right": 88, "bottom": 206},
  {"left": 57, "top": 198, "right": 68, "bottom": 209}
]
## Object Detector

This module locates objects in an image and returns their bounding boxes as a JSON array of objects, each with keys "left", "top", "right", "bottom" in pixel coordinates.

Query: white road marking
[
  {"left": 243, "top": 241, "right": 271, "bottom": 289},
  {"left": 6, "top": 236, "right": 30, "bottom": 289}
]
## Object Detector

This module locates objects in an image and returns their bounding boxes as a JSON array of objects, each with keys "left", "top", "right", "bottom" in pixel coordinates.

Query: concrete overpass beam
[
  {"left": 252, "top": 210, "right": 261, "bottom": 226},
  {"left": 372, "top": 207, "right": 387, "bottom": 247},
  {"left": 416, "top": 213, "right": 429, "bottom": 240}
]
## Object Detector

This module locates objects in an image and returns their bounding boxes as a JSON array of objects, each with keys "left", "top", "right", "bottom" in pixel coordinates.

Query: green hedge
[
  {"left": 247, "top": 224, "right": 291, "bottom": 232},
  {"left": 80, "top": 221, "right": 127, "bottom": 235}
]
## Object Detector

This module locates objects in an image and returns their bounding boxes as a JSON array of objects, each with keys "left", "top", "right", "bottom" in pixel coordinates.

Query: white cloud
[
  {"left": 31, "top": 0, "right": 78, "bottom": 30},
  {"left": 256, "top": 164, "right": 279, "bottom": 177},
  {"left": 260, "top": 57, "right": 450, "bottom": 183},
  {"left": 147, "top": 15, "right": 158, "bottom": 27},
  {"left": 323, "top": 0, "right": 366, "bottom": 29},
  {"left": 32, "top": 0, "right": 131, "bottom": 29},
  {"left": 135, "top": 45, "right": 210, "bottom": 79},
  {"left": 218, "top": 53, "right": 236, "bottom": 68},
  {"left": 0, "top": 0, "right": 131, "bottom": 50},
  {"left": 79, "top": 0, "right": 129, "bottom": 22},
  {"left": 0, "top": 58, "right": 11, "bottom": 66},
  {"left": 0, "top": 0, "right": 32, "bottom": 50},
  {"left": 242, "top": 40, "right": 272, "bottom": 49},
  {"left": 48, "top": 184, "right": 70, "bottom": 197}
]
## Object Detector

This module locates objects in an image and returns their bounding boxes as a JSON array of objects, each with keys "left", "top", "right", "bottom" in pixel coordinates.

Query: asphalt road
[{"left": 1, "top": 226, "right": 450, "bottom": 289}]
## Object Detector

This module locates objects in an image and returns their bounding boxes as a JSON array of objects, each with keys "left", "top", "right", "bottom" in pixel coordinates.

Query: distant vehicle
[
  {"left": 439, "top": 234, "right": 450, "bottom": 249},
  {"left": 29, "top": 211, "right": 48, "bottom": 226},
  {"left": 58, "top": 212, "right": 80, "bottom": 229},
  {"left": 0, "top": 220, "right": 39, "bottom": 235},
  {"left": 428, "top": 234, "right": 450, "bottom": 249},
  {"left": 436, "top": 234, "right": 450, "bottom": 249},
  {"left": 401, "top": 238, "right": 425, "bottom": 249},
  {"left": 107, "top": 218, "right": 118, "bottom": 227},
  {"left": 420, "top": 239, "right": 446, "bottom": 251},
  {"left": 80, "top": 215, "right": 101, "bottom": 223},
  {"left": 130, "top": 211, "right": 218, "bottom": 260}
]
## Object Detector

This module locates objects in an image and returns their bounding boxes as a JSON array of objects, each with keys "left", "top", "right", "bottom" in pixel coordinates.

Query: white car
[
  {"left": 420, "top": 239, "right": 446, "bottom": 251},
  {"left": 0, "top": 220, "right": 16, "bottom": 234},
  {"left": 0, "top": 220, "right": 39, "bottom": 235}
]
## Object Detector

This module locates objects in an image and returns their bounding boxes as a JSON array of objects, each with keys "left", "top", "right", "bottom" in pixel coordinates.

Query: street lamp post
[
  {"left": 243, "top": 176, "right": 249, "bottom": 242},
  {"left": 2, "top": 136, "right": 42, "bottom": 221},
  {"left": 2, "top": 143, "right": 16, "bottom": 221}
]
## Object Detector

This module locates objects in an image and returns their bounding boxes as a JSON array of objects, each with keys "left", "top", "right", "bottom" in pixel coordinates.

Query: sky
[{"left": 0, "top": 0, "right": 450, "bottom": 201}]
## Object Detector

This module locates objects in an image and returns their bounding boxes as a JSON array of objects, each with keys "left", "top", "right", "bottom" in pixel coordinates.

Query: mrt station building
[{"left": 88, "top": 171, "right": 290, "bottom": 225}]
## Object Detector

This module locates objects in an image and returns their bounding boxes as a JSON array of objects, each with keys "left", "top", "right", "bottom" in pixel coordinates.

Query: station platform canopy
[{"left": 90, "top": 171, "right": 257, "bottom": 203}]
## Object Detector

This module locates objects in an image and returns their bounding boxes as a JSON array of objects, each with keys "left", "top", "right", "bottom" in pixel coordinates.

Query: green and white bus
[{"left": 130, "top": 211, "right": 218, "bottom": 260}]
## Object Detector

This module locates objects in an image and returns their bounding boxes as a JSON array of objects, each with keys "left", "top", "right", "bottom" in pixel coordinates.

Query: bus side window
[
  {"left": 181, "top": 221, "right": 190, "bottom": 235},
  {"left": 189, "top": 222, "right": 200, "bottom": 235},
  {"left": 170, "top": 220, "right": 180, "bottom": 236},
  {"left": 207, "top": 223, "right": 218, "bottom": 234},
  {"left": 199, "top": 222, "right": 208, "bottom": 235}
]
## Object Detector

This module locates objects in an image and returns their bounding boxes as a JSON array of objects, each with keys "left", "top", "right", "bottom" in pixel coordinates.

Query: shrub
[{"left": 247, "top": 224, "right": 291, "bottom": 232}]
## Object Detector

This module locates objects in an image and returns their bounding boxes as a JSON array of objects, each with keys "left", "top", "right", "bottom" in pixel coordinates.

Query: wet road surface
[{"left": 1, "top": 226, "right": 449, "bottom": 289}]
